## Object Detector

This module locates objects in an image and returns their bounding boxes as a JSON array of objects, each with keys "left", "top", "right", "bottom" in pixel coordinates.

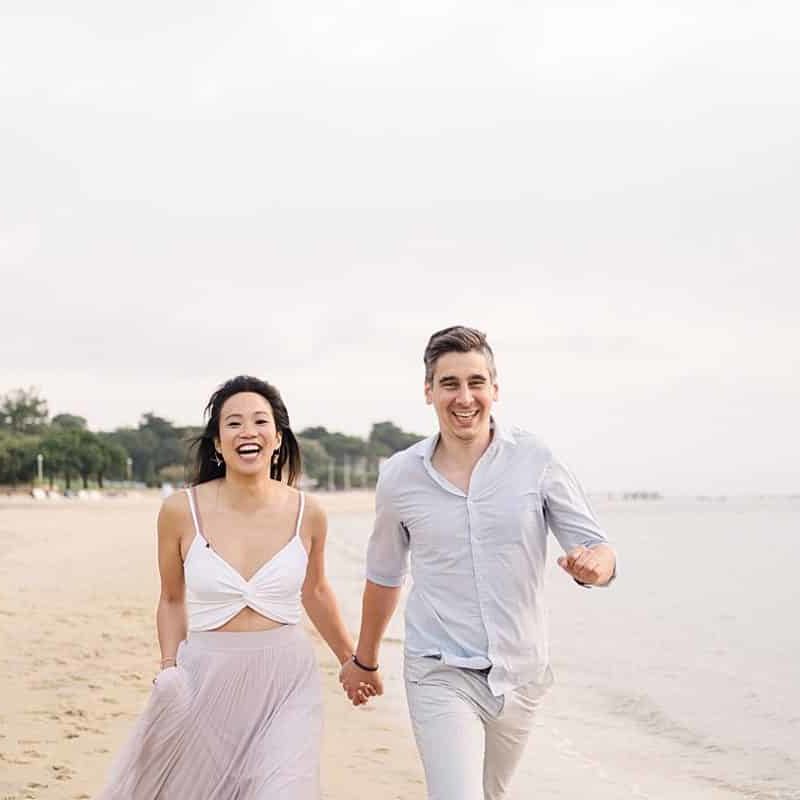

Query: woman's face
[{"left": 214, "top": 391, "right": 282, "bottom": 477}]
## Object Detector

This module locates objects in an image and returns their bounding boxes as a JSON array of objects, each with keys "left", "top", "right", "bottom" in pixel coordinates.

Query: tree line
[{"left": 0, "top": 387, "right": 424, "bottom": 491}]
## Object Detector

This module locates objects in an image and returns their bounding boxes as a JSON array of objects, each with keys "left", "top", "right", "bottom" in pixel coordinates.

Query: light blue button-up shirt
[{"left": 366, "top": 421, "right": 610, "bottom": 696}]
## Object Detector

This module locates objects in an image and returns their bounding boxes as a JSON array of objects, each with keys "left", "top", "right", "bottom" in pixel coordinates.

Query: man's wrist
[
  {"left": 352, "top": 653, "right": 379, "bottom": 672},
  {"left": 354, "top": 645, "right": 380, "bottom": 669}
]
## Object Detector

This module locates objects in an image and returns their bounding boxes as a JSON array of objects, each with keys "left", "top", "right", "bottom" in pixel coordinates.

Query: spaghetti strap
[
  {"left": 185, "top": 487, "right": 202, "bottom": 537},
  {"left": 293, "top": 492, "right": 306, "bottom": 538}
]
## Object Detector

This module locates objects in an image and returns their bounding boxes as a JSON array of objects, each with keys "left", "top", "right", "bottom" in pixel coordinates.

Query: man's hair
[{"left": 423, "top": 326, "right": 497, "bottom": 385}]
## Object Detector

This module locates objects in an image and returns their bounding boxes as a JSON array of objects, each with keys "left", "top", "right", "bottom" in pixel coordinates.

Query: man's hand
[
  {"left": 557, "top": 544, "right": 615, "bottom": 586},
  {"left": 339, "top": 657, "right": 384, "bottom": 706}
]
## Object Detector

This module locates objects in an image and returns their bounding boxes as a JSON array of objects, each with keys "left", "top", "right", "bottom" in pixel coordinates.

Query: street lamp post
[
  {"left": 37, "top": 453, "right": 43, "bottom": 484},
  {"left": 126, "top": 457, "right": 133, "bottom": 484}
]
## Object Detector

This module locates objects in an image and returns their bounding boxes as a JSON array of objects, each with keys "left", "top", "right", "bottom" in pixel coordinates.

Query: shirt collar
[{"left": 417, "top": 416, "right": 515, "bottom": 460}]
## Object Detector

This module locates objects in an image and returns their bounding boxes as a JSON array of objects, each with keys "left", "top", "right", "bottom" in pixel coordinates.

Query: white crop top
[{"left": 183, "top": 487, "right": 309, "bottom": 631}]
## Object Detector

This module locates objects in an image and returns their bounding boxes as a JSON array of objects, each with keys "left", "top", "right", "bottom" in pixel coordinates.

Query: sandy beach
[{"left": 0, "top": 491, "right": 424, "bottom": 800}]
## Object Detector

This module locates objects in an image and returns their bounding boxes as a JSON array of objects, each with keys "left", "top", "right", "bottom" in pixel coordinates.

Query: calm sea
[{"left": 326, "top": 497, "right": 800, "bottom": 800}]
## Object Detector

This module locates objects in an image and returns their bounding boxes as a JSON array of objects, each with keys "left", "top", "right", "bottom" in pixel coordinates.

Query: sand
[{"left": 0, "top": 491, "right": 424, "bottom": 800}]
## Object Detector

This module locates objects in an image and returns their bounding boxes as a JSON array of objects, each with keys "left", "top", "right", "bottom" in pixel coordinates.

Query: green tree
[
  {"left": 298, "top": 427, "right": 367, "bottom": 461},
  {"left": 51, "top": 413, "right": 88, "bottom": 430},
  {"left": 96, "top": 435, "right": 128, "bottom": 488},
  {"left": 0, "top": 387, "right": 49, "bottom": 434},
  {"left": 106, "top": 427, "right": 158, "bottom": 484},
  {"left": 368, "top": 421, "right": 424, "bottom": 456},
  {"left": 0, "top": 432, "right": 39, "bottom": 486},
  {"left": 106, "top": 413, "right": 191, "bottom": 486},
  {"left": 297, "top": 437, "right": 331, "bottom": 487},
  {"left": 75, "top": 430, "right": 103, "bottom": 489},
  {"left": 40, "top": 429, "right": 82, "bottom": 490}
]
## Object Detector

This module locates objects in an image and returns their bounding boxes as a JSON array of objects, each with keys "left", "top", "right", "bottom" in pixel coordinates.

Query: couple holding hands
[{"left": 97, "top": 325, "right": 616, "bottom": 800}]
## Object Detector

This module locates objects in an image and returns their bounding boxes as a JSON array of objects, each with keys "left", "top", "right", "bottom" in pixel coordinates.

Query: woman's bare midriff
[{"left": 212, "top": 607, "right": 288, "bottom": 633}]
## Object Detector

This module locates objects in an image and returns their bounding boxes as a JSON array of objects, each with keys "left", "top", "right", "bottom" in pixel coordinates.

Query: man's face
[{"left": 425, "top": 350, "right": 498, "bottom": 442}]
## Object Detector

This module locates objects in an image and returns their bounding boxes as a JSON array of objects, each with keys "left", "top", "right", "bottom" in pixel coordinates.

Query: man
[{"left": 340, "top": 325, "right": 616, "bottom": 800}]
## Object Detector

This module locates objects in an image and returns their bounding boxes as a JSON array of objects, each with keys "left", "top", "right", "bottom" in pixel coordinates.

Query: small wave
[
  {"left": 607, "top": 691, "right": 799, "bottom": 799},
  {"left": 610, "top": 691, "right": 717, "bottom": 750},
  {"left": 699, "top": 773, "right": 800, "bottom": 800}
]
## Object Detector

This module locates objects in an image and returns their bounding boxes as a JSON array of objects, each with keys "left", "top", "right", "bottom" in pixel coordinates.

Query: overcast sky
[{"left": 1, "top": 2, "right": 798, "bottom": 495}]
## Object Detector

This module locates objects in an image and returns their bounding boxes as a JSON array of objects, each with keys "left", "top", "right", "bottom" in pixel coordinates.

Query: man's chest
[{"left": 394, "top": 484, "right": 547, "bottom": 558}]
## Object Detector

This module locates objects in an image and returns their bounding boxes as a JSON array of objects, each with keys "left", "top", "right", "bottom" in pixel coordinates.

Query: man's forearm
[{"left": 355, "top": 580, "right": 402, "bottom": 665}]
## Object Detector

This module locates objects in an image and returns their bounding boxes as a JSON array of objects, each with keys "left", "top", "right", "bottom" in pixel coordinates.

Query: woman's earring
[
  {"left": 272, "top": 450, "right": 280, "bottom": 465},
  {"left": 214, "top": 451, "right": 223, "bottom": 467}
]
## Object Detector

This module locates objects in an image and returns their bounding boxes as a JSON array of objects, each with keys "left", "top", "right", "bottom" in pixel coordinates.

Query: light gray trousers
[{"left": 404, "top": 657, "right": 548, "bottom": 800}]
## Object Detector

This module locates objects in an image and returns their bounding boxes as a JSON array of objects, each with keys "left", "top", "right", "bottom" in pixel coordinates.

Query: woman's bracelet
[
  {"left": 352, "top": 653, "right": 379, "bottom": 672},
  {"left": 160, "top": 656, "right": 177, "bottom": 667}
]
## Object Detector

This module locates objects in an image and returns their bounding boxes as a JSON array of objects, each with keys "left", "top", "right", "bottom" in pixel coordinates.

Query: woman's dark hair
[{"left": 188, "top": 375, "right": 302, "bottom": 487}]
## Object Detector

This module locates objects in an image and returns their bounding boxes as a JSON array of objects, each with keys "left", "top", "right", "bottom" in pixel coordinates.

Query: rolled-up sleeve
[
  {"left": 365, "top": 469, "right": 410, "bottom": 587},
  {"left": 541, "top": 458, "right": 609, "bottom": 553}
]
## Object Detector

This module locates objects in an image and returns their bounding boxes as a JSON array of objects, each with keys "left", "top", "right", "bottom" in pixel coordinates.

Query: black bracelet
[{"left": 352, "top": 653, "right": 379, "bottom": 672}]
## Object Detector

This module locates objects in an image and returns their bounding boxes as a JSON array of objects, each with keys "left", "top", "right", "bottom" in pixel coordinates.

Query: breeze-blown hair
[
  {"left": 188, "top": 375, "right": 302, "bottom": 487},
  {"left": 423, "top": 325, "right": 497, "bottom": 384}
]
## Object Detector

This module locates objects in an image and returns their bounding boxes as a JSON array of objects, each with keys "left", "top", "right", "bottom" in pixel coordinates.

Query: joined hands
[{"left": 339, "top": 657, "right": 384, "bottom": 706}]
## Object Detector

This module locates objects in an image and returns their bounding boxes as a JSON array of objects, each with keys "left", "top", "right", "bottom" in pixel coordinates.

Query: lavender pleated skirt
[{"left": 97, "top": 625, "right": 323, "bottom": 800}]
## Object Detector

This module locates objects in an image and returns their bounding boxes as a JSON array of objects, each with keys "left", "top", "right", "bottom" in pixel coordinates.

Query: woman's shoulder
[
  {"left": 291, "top": 487, "right": 325, "bottom": 528},
  {"left": 192, "top": 478, "right": 222, "bottom": 503},
  {"left": 158, "top": 486, "right": 196, "bottom": 530}
]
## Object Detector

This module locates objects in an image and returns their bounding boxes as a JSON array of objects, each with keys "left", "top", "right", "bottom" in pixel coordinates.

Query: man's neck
[{"left": 433, "top": 425, "right": 493, "bottom": 471}]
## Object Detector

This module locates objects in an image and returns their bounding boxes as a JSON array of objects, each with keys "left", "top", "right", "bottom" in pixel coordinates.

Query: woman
[{"left": 97, "top": 375, "right": 371, "bottom": 799}]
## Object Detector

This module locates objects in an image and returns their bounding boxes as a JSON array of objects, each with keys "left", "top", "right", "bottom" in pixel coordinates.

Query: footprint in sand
[
  {"left": 0, "top": 751, "right": 31, "bottom": 765},
  {"left": 50, "top": 763, "right": 75, "bottom": 781},
  {"left": 75, "top": 724, "right": 103, "bottom": 734}
]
